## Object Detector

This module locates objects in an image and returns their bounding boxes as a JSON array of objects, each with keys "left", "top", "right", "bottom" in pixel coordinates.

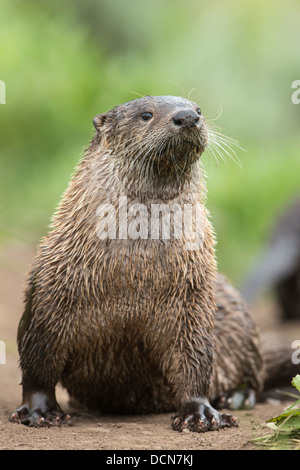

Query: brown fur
[{"left": 12, "top": 96, "right": 268, "bottom": 430}]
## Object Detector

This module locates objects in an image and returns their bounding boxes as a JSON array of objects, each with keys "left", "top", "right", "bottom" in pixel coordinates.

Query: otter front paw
[
  {"left": 172, "top": 397, "right": 238, "bottom": 432},
  {"left": 10, "top": 405, "right": 73, "bottom": 427},
  {"left": 10, "top": 391, "right": 72, "bottom": 427}
]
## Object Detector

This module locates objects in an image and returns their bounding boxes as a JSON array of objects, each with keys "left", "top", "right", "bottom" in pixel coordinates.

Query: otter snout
[{"left": 172, "top": 109, "right": 200, "bottom": 128}]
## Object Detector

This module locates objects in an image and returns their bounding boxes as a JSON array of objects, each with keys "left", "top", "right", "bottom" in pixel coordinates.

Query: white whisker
[{"left": 207, "top": 125, "right": 244, "bottom": 168}]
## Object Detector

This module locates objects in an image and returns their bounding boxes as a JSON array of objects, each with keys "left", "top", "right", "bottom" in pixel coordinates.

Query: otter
[
  {"left": 242, "top": 196, "right": 300, "bottom": 321},
  {"left": 10, "top": 96, "right": 288, "bottom": 432}
]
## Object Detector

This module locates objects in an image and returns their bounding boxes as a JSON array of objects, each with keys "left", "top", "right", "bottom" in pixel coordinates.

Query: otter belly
[{"left": 60, "top": 326, "right": 175, "bottom": 414}]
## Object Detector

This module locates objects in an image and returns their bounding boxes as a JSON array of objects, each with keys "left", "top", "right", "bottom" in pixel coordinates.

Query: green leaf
[
  {"left": 267, "top": 403, "right": 300, "bottom": 423},
  {"left": 292, "top": 375, "right": 300, "bottom": 393},
  {"left": 253, "top": 375, "right": 300, "bottom": 449}
]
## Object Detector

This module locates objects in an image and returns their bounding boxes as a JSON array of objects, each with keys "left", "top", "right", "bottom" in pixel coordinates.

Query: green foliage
[
  {"left": 1, "top": 0, "right": 300, "bottom": 281},
  {"left": 253, "top": 375, "right": 300, "bottom": 450}
]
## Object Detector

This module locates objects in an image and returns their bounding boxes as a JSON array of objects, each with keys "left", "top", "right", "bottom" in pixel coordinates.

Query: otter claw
[
  {"left": 172, "top": 397, "right": 238, "bottom": 433},
  {"left": 10, "top": 406, "right": 73, "bottom": 427}
]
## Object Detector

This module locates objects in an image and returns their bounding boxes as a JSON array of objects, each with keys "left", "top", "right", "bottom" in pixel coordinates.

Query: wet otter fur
[{"left": 10, "top": 96, "right": 291, "bottom": 432}]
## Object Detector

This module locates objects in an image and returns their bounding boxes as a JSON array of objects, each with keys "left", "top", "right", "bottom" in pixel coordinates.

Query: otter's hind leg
[
  {"left": 210, "top": 273, "right": 264, "bottom": 410},
  {"left": 10, "top": 276, "right": 72, "bottom": 427}
]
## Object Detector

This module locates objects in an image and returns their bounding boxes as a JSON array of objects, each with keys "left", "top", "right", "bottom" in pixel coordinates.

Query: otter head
[{"left": 93, "top": 96, "right": 209, "bottom": 194}]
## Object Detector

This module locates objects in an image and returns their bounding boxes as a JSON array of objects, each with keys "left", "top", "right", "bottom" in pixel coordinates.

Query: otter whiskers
[{"left": 206, "top": 126, "right": 244, "bottom": 168}]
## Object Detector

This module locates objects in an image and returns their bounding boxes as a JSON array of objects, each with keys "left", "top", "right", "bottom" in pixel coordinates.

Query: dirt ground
[{"left": 0, "top": 242, "right": 299, "bottom": 451}]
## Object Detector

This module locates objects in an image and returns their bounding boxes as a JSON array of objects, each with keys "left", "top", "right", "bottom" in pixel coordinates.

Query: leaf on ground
[
  {"left": 253, "top": 375, "right": 300, "bottom": 449},
  {"left": 292, "top": 375, "right": 300, "bottom": 393}
]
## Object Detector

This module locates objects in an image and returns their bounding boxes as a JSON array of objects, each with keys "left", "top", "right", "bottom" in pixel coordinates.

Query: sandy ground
[{"left": 0, "top": 242, "right": 299, "bottom": 451}]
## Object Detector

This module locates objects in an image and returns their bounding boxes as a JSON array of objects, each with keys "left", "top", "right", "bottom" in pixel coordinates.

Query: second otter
[{"left": 12, "top": 96, "right": 266, "bottom": 432}]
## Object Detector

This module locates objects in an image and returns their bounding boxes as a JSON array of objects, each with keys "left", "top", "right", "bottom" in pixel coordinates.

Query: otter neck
[{"left": 117, "top": 159, "right": 204, "bottom": 202}]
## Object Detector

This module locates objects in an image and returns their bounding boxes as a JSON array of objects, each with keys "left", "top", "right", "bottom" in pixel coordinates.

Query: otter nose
[{"left": 172, "top": 110, "right": 200, "bottom": 128}]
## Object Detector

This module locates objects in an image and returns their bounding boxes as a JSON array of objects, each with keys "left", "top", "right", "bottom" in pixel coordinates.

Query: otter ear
[{"left": 93, "top": 113, "right": 107, "bottom": 131}]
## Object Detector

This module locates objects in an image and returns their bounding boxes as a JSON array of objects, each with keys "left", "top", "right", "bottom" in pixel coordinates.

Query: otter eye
[
  {"left": 141, "top": 112, "right": 153, "bottom": 121},
  {"left": 196, "top": 107, "right": 201, "bottom": 115}
]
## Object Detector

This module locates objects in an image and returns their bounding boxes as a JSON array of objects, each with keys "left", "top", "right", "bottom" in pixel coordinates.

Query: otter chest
[{"left": 99, "top": 238, "right": 200, "bottom": 296}]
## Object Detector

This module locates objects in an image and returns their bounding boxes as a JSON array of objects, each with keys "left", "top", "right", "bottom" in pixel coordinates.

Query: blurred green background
[{"left": 0, "top": 0, "right": 299, "bottom": 284}]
